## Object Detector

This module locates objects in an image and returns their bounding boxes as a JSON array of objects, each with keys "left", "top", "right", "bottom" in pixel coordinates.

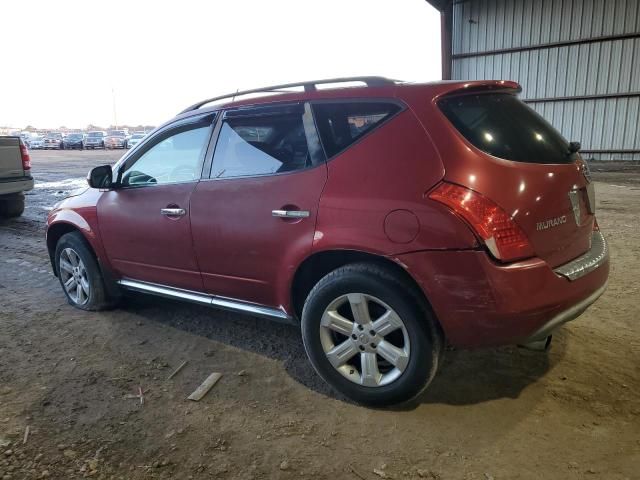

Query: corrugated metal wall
[{"left": 450, "top": 0, "right": 640, "bottom": 161}]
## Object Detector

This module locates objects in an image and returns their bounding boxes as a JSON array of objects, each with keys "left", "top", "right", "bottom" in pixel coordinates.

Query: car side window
[
  {"left": 312, "top": 101, "right": 402, "bottom": 158},
  {"left": 210, "top": 105, "right": 321, "bottom": 179},
  {"left": 120, "top": 124, "right": 210, "bottom": 187}
]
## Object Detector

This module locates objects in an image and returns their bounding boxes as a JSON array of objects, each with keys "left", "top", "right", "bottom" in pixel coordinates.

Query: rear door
[
  {"left": 0, "top": 137, "right": 24, "bottom": 178},
  {"left": 190, "top": 103, "right": 327, "bottom": 308},
  {"left": 438, "top": 92, "right": 595, "bottom": 267},
  {"left": 97, "top": 114, "right": 215, "bottom": 290}
]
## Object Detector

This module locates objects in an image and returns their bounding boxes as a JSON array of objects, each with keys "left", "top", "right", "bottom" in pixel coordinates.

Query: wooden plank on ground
[{"left": 187, "top": 372, "right": 222, "bottom": 401}]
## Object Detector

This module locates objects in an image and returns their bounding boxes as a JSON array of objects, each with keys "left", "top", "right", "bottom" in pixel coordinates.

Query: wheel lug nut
[
  {"left": 357, "top": 325, "right": 364, "bottom": 331},
  {"left": 351, "top": 334, "right": 357, "bottom": 340},
  {"left": 358, "top": 345, "right": 365, "bottom": 351},
  {"left": 369, "top": 330, "right": 376, "bottom": 336},
  {"left": 370, "top": 343, "right": 376, "bottom": 348}
]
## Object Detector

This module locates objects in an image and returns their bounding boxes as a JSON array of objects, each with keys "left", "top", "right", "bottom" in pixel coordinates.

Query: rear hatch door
[
  {"left": 0, "top": 136, "right": 25, "bottom": 178},
  {"left": 438, "top": 92, "right": 594, "bottom": 268}
]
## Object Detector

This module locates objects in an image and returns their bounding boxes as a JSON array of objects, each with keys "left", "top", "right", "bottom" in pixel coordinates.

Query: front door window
[{"left": 120, "top": 125, "right": 210, "bottom": 186}]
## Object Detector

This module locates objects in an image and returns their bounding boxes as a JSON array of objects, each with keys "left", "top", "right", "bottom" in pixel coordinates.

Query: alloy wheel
[
  {"left": 319, "top": 293, "right": 410, "bottom": 387},
  {"left": 59, "top": 247, "right": 90, "bottom": 305}
]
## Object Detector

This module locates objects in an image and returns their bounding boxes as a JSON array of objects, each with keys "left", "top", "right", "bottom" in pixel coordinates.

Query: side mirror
[
  {"left": 87, "top": 165, "right": 113, "bottom": 189},
  {"left": 568, "top": 141, "right": 581, "bottom": 153}
]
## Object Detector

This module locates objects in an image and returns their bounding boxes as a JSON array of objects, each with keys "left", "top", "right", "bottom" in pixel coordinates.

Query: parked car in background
[
  {"left": 28, "top": 135, "right": 44, "bottom": 149},
  {"left": 63, "top": 133, "right": 86, "bottom": 150},
  {"left": 0, "top": 136, "right": 32, "bottom": 217},
  {"left": 44, "top": 132, "right": 64, "bottom": 149},
  {"left": 127, "top": 132, "right": 146, "bottom": 148},
  {"left": 20, "top": 132, "right": 33, "bottom": 145},
  {"left": 85, "top": 131, "right": 107, "bottom": 149},
  {"left": 105, "top": 130, "right": 129, "bottom": 149},
  {"left": 46, "top": 77, "right": 609, "bottom": 406}
]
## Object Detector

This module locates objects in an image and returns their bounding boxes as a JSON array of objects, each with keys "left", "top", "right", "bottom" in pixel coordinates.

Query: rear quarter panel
[{"left": 313, "top": 107, "right": 477, "bottom": 255}]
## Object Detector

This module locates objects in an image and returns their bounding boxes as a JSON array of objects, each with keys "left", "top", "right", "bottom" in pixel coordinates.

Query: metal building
[{"left": 429, "top": 0, "right": 640, "bottom": 161}]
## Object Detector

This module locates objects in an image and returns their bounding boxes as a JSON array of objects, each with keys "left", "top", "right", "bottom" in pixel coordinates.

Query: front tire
[
  {"left": 301, "top": 263, "right": 441, "bottom": 406},
  {"left": 55, "top": 232, "right": 115, "bottom": 311}
]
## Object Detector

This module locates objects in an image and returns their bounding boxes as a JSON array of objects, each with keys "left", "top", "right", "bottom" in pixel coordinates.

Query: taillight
[
  {"left": 19, "top": 142, "right": 31, "bottom": 172},
  {"left": 429, "top": 182, "right": 534, "bottom": 262}
]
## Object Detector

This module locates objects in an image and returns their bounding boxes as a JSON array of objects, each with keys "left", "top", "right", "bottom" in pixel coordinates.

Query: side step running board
[{"left": 118, "top": 278, "right": 293, "bottom": 324}]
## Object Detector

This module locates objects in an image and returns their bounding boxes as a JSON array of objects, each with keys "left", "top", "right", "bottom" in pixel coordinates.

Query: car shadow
[
  {"left": 410, "top": 331, "right": 566, "bottom": 409},
  {"left": 122, "top": 293, "right": 566, "bottom": 408}
]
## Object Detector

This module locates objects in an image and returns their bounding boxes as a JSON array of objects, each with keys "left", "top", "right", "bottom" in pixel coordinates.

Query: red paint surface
[{"left": 47, "top": 80, "right": 609, "bottom": 348}]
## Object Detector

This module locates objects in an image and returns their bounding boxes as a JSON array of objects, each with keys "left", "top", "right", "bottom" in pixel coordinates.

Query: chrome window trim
[
  {"left": 554, "top": 231, "right": 608, "bottom": 281},
  {"left": 118, "top": 278, "right": 293, "bottom": 323}
]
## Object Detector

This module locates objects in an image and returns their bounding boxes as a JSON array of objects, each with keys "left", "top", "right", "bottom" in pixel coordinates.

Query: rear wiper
[{"left": 567, "top": 141, "right": 581, "bottom": 155}]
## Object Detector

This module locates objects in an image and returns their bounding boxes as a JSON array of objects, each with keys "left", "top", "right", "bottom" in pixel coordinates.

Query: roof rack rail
[{"left": 179, "top": 76, "right": 397, "bottom": 114}]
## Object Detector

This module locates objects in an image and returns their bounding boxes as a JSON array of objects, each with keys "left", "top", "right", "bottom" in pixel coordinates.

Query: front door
[
  {"left": 190, "top": 103, "right": 327, "bottom": 309},
  {"left": 98, "top": 115, "right": 215, "bottom": 291}
]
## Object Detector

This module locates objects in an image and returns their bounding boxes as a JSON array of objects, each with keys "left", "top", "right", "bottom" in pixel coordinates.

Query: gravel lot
[{"left": 0, "top": 150, "right": 638, "bottom": 479}]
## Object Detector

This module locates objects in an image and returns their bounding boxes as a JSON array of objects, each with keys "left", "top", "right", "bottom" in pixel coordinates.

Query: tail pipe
[{"left": 518, "top": 335, "right": 552, "bottom": 352}]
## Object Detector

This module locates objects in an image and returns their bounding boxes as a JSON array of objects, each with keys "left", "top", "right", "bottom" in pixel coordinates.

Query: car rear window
[
  {"left": 312, "top": 101, "right": 402, "bottom": 158},
  {"left": 439, "top": 93, "right": 573, "bottom": 164}
]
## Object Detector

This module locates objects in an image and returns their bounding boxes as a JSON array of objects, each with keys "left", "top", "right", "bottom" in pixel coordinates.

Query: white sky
[{"left": 0, "top": 0, "right": 441, "bottom": 129}]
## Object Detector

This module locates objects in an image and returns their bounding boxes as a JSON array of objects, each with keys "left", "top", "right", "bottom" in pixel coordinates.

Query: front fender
[{"left": 46, "top": 189, "right": 112, "bottom": 274}]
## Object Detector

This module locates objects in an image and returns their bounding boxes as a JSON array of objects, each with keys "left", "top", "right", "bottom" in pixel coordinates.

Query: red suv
[{"left": 46, "top": 77, "right": 609, "bottom": 405}]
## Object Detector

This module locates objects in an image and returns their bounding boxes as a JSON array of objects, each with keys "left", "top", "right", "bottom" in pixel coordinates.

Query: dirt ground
[{"left": 1, "top": 150, "right": 638, "bottom": 480}]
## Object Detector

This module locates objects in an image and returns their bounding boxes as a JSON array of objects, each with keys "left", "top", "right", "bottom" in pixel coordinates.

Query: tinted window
[
  {"left": 121, "top": 125, "right": 209, "bottom": 186},
  {"left": 439, "top": 93, "right": 572, "bottom": 164},
  {"left": 211, "top": 109, "right": 314, "bottom": 178},
  {"left": 312, "top": 102, "right": 402, "bottom": 158}
]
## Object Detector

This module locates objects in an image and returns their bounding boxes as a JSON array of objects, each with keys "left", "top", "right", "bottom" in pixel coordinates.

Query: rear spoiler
[{"left": 434, "top": 80, "right": 522, "bottom": 100}]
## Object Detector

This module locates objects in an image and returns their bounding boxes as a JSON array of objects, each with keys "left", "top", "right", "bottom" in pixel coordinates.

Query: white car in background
[
  {"left": 127, "top": 132, "right": 146, "bottom": 148},
  {"left": 28, "top": 135, "right": 44, "bottom": 149}
]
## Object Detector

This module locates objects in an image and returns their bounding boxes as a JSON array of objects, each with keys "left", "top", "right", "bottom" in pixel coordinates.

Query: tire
[
  {"left": 54, "top": 231, "right": 116, "bottom": 311},
  {"left": 0, "top": 193, "right": 25, "bottom": 218},
  {"left": 301, "top": 263, "right": 441, "bottom": 406}
]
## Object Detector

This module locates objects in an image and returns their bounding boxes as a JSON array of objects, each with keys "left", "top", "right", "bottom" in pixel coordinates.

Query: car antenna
[{"left": 231, "top": 88, "right": 239, "bottom": 103}]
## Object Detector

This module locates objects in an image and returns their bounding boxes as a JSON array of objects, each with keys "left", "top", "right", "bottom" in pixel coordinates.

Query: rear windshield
[{"left": 439, "top": 93, "right": 572, "bottom": 164}]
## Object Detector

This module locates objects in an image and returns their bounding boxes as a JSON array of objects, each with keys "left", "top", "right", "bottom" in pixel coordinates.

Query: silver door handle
[
  {"left": 272, "top": 209, "right": 310, "bottom": 218},
  {"left": 161, "top": 208, "right": 186, "bottom": 217}
]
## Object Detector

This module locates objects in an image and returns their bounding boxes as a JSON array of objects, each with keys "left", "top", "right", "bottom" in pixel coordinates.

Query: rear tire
[
  {"left": 301, "top": 263, "right": 441, "bottom": 406},
  {"left": 55, "top": 232, "right": 117, "bottom": 311},
  {"left": 0, "top": 193, "right": 25, "bottom": 218}
]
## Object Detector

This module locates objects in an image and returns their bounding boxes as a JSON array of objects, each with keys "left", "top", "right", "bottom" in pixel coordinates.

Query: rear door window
[
  {"left": 210, "top": 103, "right": 324, "bottom": 179},
  {"left": 312, "top": 101, "right": 402, "bottom": 158},
  {"left": 439, "top": 93, "right": 573, "bottom": 164}
]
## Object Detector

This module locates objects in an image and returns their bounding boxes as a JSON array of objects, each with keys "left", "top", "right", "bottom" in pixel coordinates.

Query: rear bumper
[
  {"left": 396, "top": 232, "right": 610, "bottom": 348},
  {"left": 0, "top": 176, "right": 34, "bottom": 195}
]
